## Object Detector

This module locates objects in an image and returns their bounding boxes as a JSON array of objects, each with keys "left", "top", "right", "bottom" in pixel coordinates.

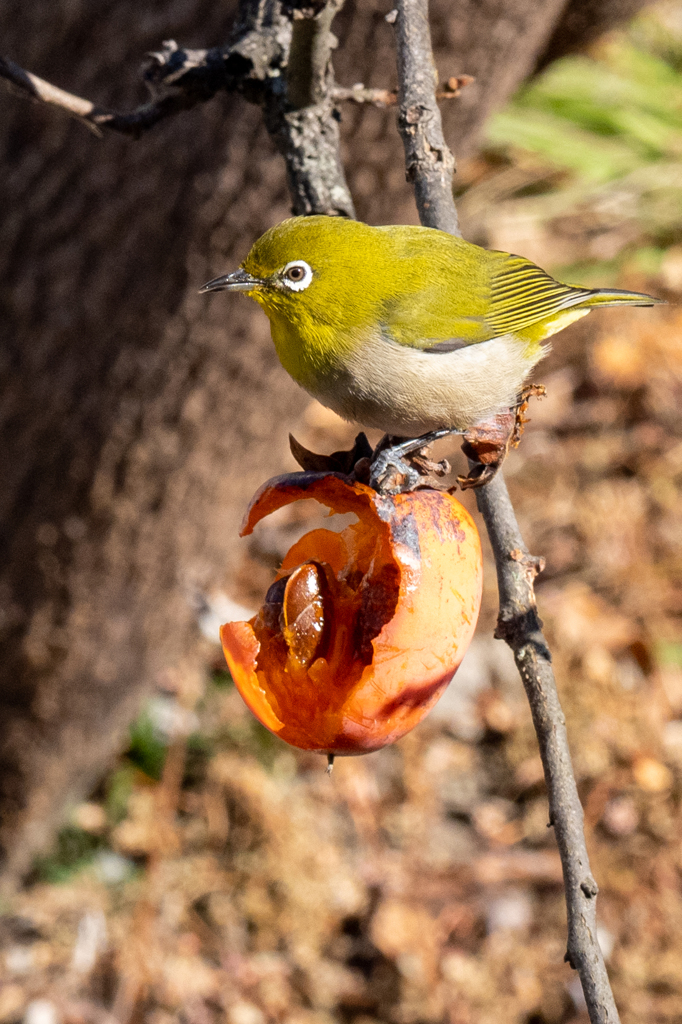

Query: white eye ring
[{"left": 281, "top": 260, "right": 313, "bottom": 292}]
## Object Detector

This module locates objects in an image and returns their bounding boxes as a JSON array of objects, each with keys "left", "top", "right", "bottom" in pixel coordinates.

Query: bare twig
[
  {"left": 393, "top": 0, "right": 459, "bottom": 235},
  {"left": 0, "top": 57, "right": 105, "bottom": 135},
  {"left": 0, "top": 46, "right": 232, "bottom": 138},
  {"left": 331, "top": 83, "right": 399, "bottom": 107},
  {"left": 475, "top": 475, "right": 621, "bottom": 1020},
  {"left": 331, "top": 74, "right": 474, "bottom": 108},
  {"left": 392, "top": 1, "right": 620, "bottom": 1021}
]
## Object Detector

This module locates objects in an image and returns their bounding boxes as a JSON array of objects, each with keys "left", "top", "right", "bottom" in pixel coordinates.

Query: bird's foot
[
  {"left": 369, "top": 449, "right": 421, "bottom": 494},
  {"left": 369, "top": 429, "right": 457, "bottom": 494}
]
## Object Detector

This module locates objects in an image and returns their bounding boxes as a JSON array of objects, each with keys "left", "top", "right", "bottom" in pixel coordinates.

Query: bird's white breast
[{"left": 310, "top": 332, "right": 542, "bottom": 436}]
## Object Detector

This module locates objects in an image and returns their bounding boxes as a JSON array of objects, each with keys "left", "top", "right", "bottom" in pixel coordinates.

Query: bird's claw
[
  {"left": 369, "top": 450, "right": 422, "bottom": 494},
  {"left": 369, "top": 428, "right": 460, "bottom": 494}
]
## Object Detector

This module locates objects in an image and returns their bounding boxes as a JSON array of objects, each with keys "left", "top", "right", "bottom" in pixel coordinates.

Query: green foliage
[
  {"left": 484, "top": 9, "right": 682, "bottom": 257},
  {"left": 656, "top": 641, "right": 682, "bottom": 668},
  {"left": 106, "top": 764, "right": 137, "bottom": 824},
  {"left": 489, "top": 35, "right": 682, "bottom": 179},
  {"left": 127, "top": 707, "right": 168, "bottom": 781},
  {"left": 219, "top": 715, "right": 282, "bottom": 769},
  {"left": 33, "top": 825, "right": 104, "bottom": 883},
  {"left": 211, "top": 668, "right": 234, "bottom": 689},
  {"left": 488, "top": 107, "right": 643, "bottom": 183}
]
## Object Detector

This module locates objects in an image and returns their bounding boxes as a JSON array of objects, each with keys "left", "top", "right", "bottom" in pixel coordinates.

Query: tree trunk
[{"left": 0, "top": 0, "right": 651, "bottom": 887}]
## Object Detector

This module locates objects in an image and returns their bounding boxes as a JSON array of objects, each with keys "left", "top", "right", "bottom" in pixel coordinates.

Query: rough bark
[{"left": 0, "top": 0, "right": 650, "bottom": 887}]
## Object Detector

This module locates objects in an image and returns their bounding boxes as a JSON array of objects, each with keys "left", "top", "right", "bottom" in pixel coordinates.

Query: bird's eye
[{"left": 281, "top": 260, "right": 313, "bottom": 292}]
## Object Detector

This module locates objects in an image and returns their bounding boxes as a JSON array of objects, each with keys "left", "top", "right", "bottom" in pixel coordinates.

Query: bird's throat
[{"left": 268, "top": 315, "right": 356, "bottom": 393}]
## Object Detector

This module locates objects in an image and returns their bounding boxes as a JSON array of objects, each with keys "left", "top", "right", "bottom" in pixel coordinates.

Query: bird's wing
[
  {"left": 379, "top": 247, "right": 598, "bottom": 352},
  {"left": 482, "top": 255, "right": 592, "bottom": 336}
]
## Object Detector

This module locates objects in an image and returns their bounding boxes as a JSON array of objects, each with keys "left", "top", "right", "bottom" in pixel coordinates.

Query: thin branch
[
  {"left": 475, "top": 476, "right": 619, "bottom": 1022},
  {"left": 392, "top": 1, "right": 620, "bottom": 1021},
  {"left": 0, "top": 47, "right": 228, "bottom": 138},
  {"left": 331, "top": 75, "right": 474, "bottom": 108},
  {"left": 331, "top": 84, "right": 398, "bottom": 107},
  {"left": 1, "top": 2, "right": 353, "bottom": 217},
  {"left": 0, "top": 57, "right": 105, "bottom": 135},
  {"left": 0, "top": 18, "right": 295, "bottom": 140},
  {"left": 393, "top": 0, "right": 459, "bottom": 235}
]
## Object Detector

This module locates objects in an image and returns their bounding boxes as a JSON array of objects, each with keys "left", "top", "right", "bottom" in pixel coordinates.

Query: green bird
[{"left": 201, "top": 216, "right": 660, "bottom": 479}]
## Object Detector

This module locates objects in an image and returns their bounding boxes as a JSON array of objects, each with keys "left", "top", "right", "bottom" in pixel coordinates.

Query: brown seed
[{"left": 282, "top": 564, "right": 327, "bottom": 669}]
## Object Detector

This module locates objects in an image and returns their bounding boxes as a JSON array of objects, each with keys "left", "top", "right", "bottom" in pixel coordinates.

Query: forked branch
[
  {"left": 392, "top": 1, "right": 620, "bottom": 1021},
  {"left": 0, "top": 46, "right": 241, "bottom": 137},
  {"left": 0, "top": 30, "right": 471, "bottom": 139}
]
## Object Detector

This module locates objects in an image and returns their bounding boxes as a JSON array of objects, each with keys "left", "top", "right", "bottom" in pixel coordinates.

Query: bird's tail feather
[{"left": 577, "top": 287, "right": 665, "bottom": 309}]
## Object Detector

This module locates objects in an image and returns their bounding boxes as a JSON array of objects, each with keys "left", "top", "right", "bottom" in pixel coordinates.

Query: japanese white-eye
[{"left": 201, "top": 216, "right": 661, "bottom": 437}]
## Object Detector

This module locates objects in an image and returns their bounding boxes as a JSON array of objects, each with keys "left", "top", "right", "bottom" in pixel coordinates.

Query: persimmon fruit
[{"left": 221, "top": 472, "right": 482, "bottom": 755}]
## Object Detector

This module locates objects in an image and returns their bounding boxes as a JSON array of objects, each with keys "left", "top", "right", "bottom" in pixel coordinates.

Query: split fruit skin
[{"left": 221, "top": 472, "right": 482, "bottom": 756}]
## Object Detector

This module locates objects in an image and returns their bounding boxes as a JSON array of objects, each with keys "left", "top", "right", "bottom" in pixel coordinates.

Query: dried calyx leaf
[
  {"left": 290, "top": 432, "right": 445, "bottom": 491},
  {"left": 281, "top": 0, "right": 328, "bottom": 18},
  {"left": 458, "top": 383, "right": 546, "bottom": 489},
  {"left": 289, "top": 432, "right": 373, "bottom": 476}
]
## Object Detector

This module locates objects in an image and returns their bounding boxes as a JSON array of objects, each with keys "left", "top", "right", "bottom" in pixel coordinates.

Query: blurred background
[{"left": 2, "top": 0, "right": 682, "bottom": 1022}]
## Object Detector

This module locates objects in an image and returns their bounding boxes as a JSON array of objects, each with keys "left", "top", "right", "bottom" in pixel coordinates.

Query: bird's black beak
[{"left": 199, "top": 268, "right": 262, "bottom": 294}]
